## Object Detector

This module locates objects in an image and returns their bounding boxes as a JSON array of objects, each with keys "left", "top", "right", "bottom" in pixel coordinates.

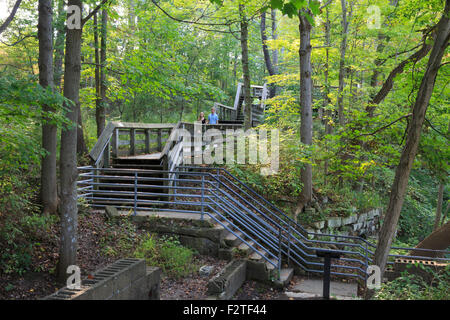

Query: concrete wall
[
  {"left": 207, "top": 260, "right": 247, "bottom": 300},
  {"left": 44, "top": 258, "right": 161, "bottom": 300}
]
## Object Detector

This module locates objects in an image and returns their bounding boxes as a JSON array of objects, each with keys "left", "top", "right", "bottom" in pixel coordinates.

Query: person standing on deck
[
  {"left": 198, "top": 112, "right": 206, "bottom": 124},
  {"left": 208, "top": 107, "right": 219, "bottom": 124}
]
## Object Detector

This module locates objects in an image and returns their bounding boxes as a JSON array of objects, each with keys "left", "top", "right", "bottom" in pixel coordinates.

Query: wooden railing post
[
  {"left": 103, "top": 142, "right": 110, "bottom": 168},
  {"left": 145, "top": 129, "right": 150, "bottom": 154},
  {"left": 157, "top": 129, "right": 162, "bottom": 152},
  {"left": 130, "top": 128, "right": 136, "bottom": 156},
  {"left": 111, "top": 128, "right": 118, "bottom": 158}
]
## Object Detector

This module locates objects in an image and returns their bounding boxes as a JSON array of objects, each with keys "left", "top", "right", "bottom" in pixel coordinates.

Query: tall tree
[
  {"left": 99, "top": 8, "right": 108, "bottom": 134},
  {"left": 337, "top": 0, "right": 349, "bottom": 125},
  {"left": 94, "top": 12, "right": 101, "bottom": 137},
  {"left": 298, "top": 7, "right": 313, "bottom": 208},
  {"left": 260, "top": 9, "right": 279, "bottom": 97},
  {"left": 38, "top": 0, "right": 57, "bottom": 215},
  {"left": 373, "top": 0, "right": 450, "bottom": 277},
  {"left": 239, "top": 3, "right": 252, "bottom": 130},
  {"left": 53, "top": 0, "right": 66, "bottom": 90},
  {"left": 58, "top": 0, "right": 83, "bottom": 283}
]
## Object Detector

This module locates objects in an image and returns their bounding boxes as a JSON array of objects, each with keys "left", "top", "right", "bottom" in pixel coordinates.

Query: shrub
[
  {"left": 374, "top": 265, "right": 450, "bottom": 300},
  {"left": 134, "top": 234, "right": 197, "bottom": 278}
]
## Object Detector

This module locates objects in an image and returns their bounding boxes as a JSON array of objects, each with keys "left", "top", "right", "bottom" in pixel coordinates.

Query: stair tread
[
  {"left": 248, "top": 249, "right": 268, "bottom": 260},
  {"left": 266, "top": 258, "right": 278, "bottom": 270},
  {"left": 238, "top": 240, "right": 255, "bottom": 251}
]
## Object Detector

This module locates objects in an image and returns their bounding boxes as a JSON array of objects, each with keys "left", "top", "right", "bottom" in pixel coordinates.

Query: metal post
[
  {"left": 278, "top": 227, "right": 282, "bottom": 280},
  {"left": 287, "top": 221, "right": 291, "bottom": 266},
  {"left": 323, "top": 255, "right": 331, "bottom": 300},
  {"left": 316, "top": 249, "right": 342, "bottom": 300},
  {"left": 364, "top": 242, "right": 369, "bottom": 286},
  {"left": 217, "top": 168, "right": 220, "bottom": 190},
  {"left": 174, "top": 172, "right": 177, "bottom": 202},
  {"left": 201, "top": 175, "right": 205, "bottom": 221},
  {"left": 134, "top": 172, "right": 138, "bottom": 216}
]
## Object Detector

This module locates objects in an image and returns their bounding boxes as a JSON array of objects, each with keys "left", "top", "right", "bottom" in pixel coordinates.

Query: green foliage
[
  {"left": 374, "top": 265, "right": 450, "bottom": 300},
  {"left": 0, "top": 76, "right": 69, "bottom": 179},
  {"left": 134, "top": 234, "right": 197, "bottom": 279},
  {"left": 0, "top": 197, "right": 57, "bottom": 275}
]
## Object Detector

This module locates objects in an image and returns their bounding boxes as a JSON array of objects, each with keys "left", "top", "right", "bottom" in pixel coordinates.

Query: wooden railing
[
  {"left": 89, "top": 122, "right": 177, "bottom": 168},
  {"left": 211, "top": 83, "right": 268, "bottom": 122}
]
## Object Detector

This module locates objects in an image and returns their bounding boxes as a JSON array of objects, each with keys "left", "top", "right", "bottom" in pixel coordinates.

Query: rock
[
  {"left": 327, "top": 217, "right": 342, "bottom": 229},
  {"left": 105, "top": 205, "right": 118, "bottom": 219},
  {"left": 342, "top": 215, "right": 357, "bottom": 225},
  {"left": 199, "top": 265, "right": 215, "bottom": 277},
  {"left": 353, "top": 222, "right": 364, "bottom": 231},
  {"left": 357, "top": 213, "right": 368, "bottom": 223},
  {"left": 304, "top": 207, "right": 316, "bottom": 215},
  {"left": 312, "top": 221, "right": 325, "bottom": 229}
]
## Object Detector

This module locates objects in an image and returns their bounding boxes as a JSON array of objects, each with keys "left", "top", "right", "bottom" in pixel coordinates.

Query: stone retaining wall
[
  {"left": 44, "top": 258, "right": 161, "bottom": 300},
  {"left": 305, "top": 208, "right": 382, "bottom": 239}
]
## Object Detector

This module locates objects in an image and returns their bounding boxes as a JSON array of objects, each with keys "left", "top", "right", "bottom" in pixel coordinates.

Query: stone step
[
  {"left": 224, "top": 231, "right": 243, "bottom": 247},
  {"left": 266, "top": 258, "right": 278, "bottom": 271},
  {"left": 248, "top": 248, "right": 269, "bottom": 261},
  {"left": 238, "top": 240, "right": 255, "bottom": 253}
]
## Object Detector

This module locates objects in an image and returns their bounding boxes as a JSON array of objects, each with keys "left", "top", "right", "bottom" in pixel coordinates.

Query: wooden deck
[{"left": 116, "top": 152, "right": 162, "bottom": 160}]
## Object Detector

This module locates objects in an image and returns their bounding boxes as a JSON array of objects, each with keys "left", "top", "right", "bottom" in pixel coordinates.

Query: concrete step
[{"left": 278, "top": 268, "right": 294, "bottom": 286}]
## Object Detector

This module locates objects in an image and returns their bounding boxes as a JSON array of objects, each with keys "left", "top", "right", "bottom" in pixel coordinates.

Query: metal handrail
[
  {"left": 178, "top": 166, "right": 450, "bottom": 258},
  {"left": 77, "top": 166, "right": 450, "bottom": 281}
]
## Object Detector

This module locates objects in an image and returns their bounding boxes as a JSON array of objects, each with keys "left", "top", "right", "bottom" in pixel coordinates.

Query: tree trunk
[
  {"left": 58, "top": 0, "right": 82, "bottom": 284},
  {"left": 239, "top": 4, "right": 252, "bottom": 130},
  {"left": 271, "top": 9, "right": 279, "bottom": 75},
  {"left": 337, "top": 0, "right": 349, "bottom": 126},
  {"left": 298, "top": 9, "right": 313, "bottom": 207},
  {"left": 76, "top": 102, "right": 87, "bottom": 155},
  {"left": 53, "top": 0, "right": 65, "bottom": 90},
  {"left": 433, "top": 181, "right": 445, "bottom": 231},
  {"left": 39, "top": 0, "right": 57, "bottom": 215},
  {"left": 94, "top": 12, "right": 101, "bottom": 137},
  {"left": 99, "top": 9, "right": 107, "bottom": 134},
  {"left": 323, "top": 6, "right": 332, "bottom": 186},
  {"left": 373, "top": 0, "right": 450, "bottom": 277},
  {"left": 260, "top": 10, "right": 279, "bottom": 98}
]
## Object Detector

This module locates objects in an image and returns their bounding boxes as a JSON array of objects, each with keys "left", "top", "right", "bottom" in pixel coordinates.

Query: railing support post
[
  {"left": 287, "top": 221, "right": 291, "bottom": 266},
  {"left": 174, "top": 172, "right": 177, "bottom": 202},
  {"left": 316, "top": 249, "right": 342, "bottom": 300},
  {"left": 201, "top": 175, "right": 205, "bottom": 221},
  {"left": 278, "top": 227, "right": 282, "bottom": 280},
  {"left": 134, "top": 172, "right": 138, "bottom": 216}
]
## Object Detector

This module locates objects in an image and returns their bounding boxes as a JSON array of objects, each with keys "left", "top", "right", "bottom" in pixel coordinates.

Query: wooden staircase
[{"left": 214, "top": 83, "right": 268, "bottom": 127}]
